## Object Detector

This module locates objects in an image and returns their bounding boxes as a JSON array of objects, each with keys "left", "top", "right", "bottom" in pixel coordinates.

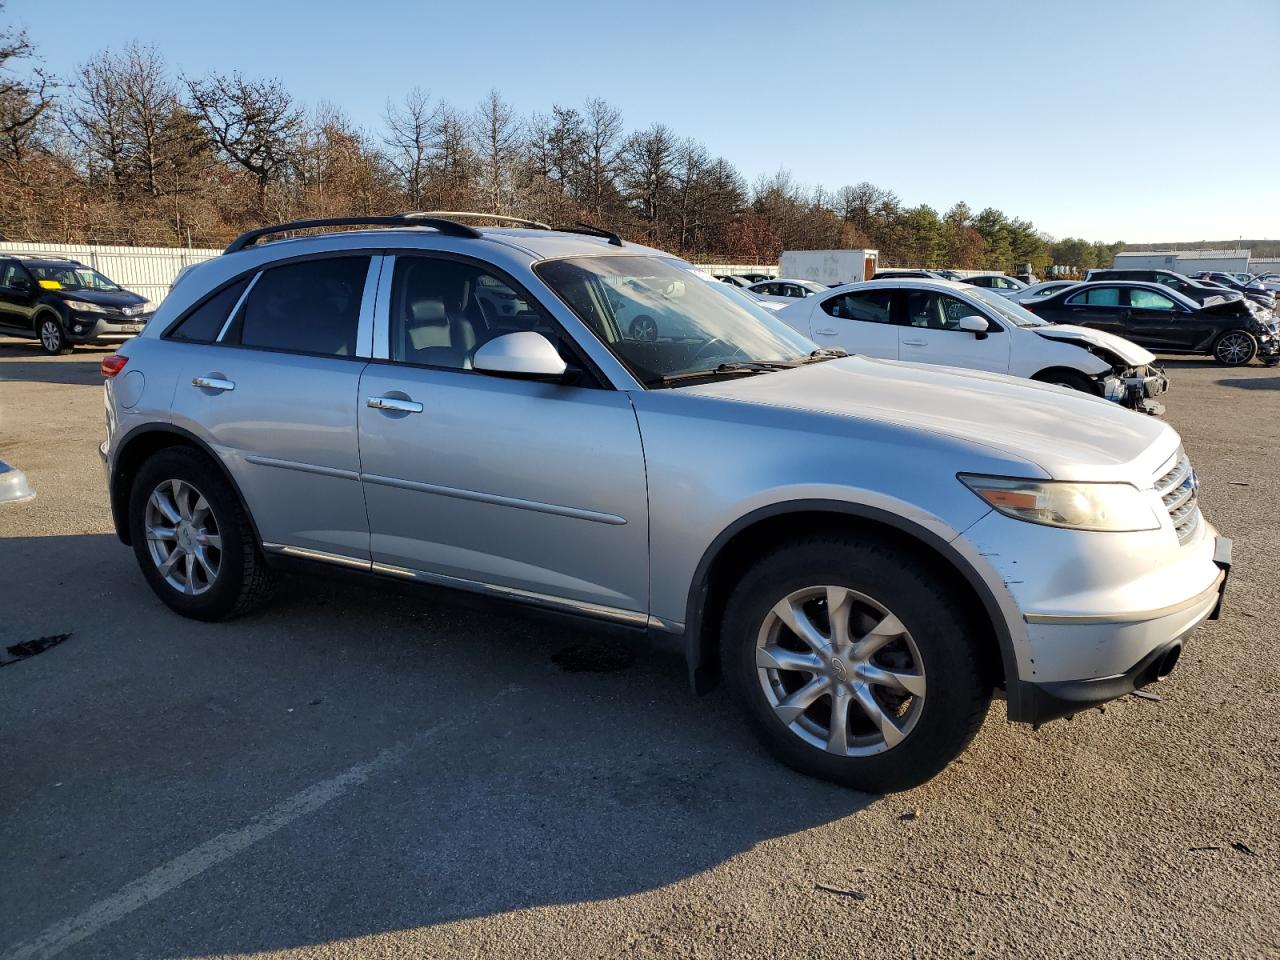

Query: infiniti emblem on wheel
[{"left": 830, "top": 657, "right": 848, "bottom": 679}]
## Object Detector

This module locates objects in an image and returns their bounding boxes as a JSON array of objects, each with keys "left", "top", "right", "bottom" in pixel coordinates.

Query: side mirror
[
  {"left": 957, "top": 315, "right": 990, "bottom": 339},
  {"left": 472, "top": 331, "right": 568, "bottom": 380}
]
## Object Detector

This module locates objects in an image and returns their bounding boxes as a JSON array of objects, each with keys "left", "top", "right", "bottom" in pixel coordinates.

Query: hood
[
  {"left": 683, "top": 355, "right": 1176, "bottom": 482},
  {"left": 1032, "top": 324, "right": 1155, "bottom": 366},
  {"left": 52, "top": 287, "right": 148, "bottom": 310}
]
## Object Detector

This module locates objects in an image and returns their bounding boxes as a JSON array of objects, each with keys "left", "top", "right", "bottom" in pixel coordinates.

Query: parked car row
[{"left": 97, "top": 213, "right": 1230, "bottom": 794}]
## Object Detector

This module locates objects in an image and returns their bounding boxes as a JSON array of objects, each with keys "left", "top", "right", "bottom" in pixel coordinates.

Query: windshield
[
  {"left": 26, "top": 263, "right": 121, "bottom": 292},
  {"left": 970, "top": 286, "right": 1050, "bottom": 327},
  {"left": 535, "top": 255, "right": 819, "bottom": 386}
]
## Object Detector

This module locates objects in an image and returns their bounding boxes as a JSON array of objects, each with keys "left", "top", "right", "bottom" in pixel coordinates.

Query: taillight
[{"left": 101, "top": 354, "right": 128, "bottom": 378}]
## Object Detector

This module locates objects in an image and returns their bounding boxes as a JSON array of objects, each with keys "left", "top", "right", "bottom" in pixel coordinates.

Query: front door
[
  {"left": 167, "top": 254, "right": 377, "bottom": 561},
  {"left": 896, "top": 289, "right": 1010, "bottom": 373},
  {"left": 1122, "top": 287, "right": 1187, "bottom": 350},
  {"left": 357, "top": 253, "right": 649, "bottom": 616}
]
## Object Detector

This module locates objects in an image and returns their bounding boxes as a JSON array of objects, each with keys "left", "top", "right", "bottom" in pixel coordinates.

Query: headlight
[
  {"left": 64, "top": 300, "right": 109, "bottom": 314},
  {"left": 141, "top": 299, "right": 156, "bottom": 312},
  {"left": 959, "top": 474, "right": 1161, "bottom": 532}
]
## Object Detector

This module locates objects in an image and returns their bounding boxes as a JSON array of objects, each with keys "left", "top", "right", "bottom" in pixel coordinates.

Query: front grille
[{"left": 1154, "top": 450, "right": 1201, "bottom": 545}]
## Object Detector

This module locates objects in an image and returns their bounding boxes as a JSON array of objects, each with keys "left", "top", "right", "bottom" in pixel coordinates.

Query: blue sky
[{"left": 13, "top": 0, "right": 1280, "bottom": 242}]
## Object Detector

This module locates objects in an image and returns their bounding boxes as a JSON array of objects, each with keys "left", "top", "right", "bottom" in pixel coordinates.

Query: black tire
[
  {"left": 1212, "top": 330, "right": 1258, "bottom": 366},
  {"left": 37, "top": 314, "right": 73, "bottom": 355},
  {"left": 128, "top": 446, "right": 277, "bottom": 620},
  {"left": 1032, "top": 369, "right": 1097, "bottom": 394},
  {"left": 720, "top": 536, "right": 991, "bottom": 793}
]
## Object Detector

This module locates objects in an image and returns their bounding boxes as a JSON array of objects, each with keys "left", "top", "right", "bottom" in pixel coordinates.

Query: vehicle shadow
[
  {"left": 0, "top": 533, "right": 881, "bottom": 958},
  {"left": 1216, "top": 376, "right": 1280, "bottom": 390},
  {"left": 0, "top": 342, "right": 108, "bottom": 387}
]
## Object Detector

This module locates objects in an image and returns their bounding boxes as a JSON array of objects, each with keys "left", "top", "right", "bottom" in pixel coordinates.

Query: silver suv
[{"left": 100, "top": 213, "right": 1231, "bottom": 792}]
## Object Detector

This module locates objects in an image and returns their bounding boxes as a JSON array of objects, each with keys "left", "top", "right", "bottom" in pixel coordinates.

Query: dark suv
[{"left": 0, "top": 257, "right": 155, "bottom": 354}]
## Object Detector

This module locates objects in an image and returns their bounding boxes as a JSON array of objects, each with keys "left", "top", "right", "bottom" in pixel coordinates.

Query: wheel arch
[
  {"left": 110, "top": 424, "right": 263, "bottom": 549},
  {"left": 683, "top": 500, "right": 1019, "bottom": 707},
  {"left": 1030, "top": 366, "right": 1102, "bottom": 394}
]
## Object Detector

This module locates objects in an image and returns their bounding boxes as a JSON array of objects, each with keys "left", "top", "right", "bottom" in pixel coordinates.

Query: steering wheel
[
  {"left": 628, "top": 315, "right": 658, "bottom": 342},
  {"left": 690, "top": 337, "right": 749, "bottom": 366}
]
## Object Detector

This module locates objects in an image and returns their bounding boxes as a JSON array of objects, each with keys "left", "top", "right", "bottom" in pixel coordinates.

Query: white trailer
[{"left": 779, "top": 249, "right": 878, "bottom": 286}]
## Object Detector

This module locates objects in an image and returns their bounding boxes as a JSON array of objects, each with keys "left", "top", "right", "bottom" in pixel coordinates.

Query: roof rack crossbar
[
  {"left": 407, "top": 211, "right": 553, "bottom": 230},
  {"left": 560, "top": 222, "right": 624, "bottom": 247},
  {"left": 224, "top": 215, "right": 482, "bottom": 254}
]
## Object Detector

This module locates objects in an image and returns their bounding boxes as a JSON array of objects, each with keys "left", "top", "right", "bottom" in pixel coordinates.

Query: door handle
[
  {"left": 366, "top": 395, "right": 423, "bottom": 414},
  {"left": 813, "top": 328, "right": 839, "bottom": 337},
  {"left": 901, "top": 339, "right": 927, "bottom": 347},
  {"left": 192, "top": 375, "right": 235, "bottom": 392}
]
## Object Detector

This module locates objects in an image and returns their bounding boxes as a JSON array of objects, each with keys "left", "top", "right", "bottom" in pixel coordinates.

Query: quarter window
[
  {"left": 823, "top": 290, "right": 894, "bottom": 324},
  {"left": 231, "top": 257, "right": 368, "bottom": 356},
  {"left": 1066, "top": 287, "right": 1122, "bottom": 306},
  {"left": 167, "top": 278, "right": 249, "bottom": 342}
]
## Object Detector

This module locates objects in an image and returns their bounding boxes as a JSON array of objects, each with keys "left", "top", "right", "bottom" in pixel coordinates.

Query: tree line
[{"left": 0, "top": 8, "right": 1123, "bottom": 270}]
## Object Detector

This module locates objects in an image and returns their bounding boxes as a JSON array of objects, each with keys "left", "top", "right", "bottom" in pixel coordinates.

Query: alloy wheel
[
  {"left": 1216, "top": 332, "right": 1253, "bottom": 365},
  {"left": 144, "top": 479, "right": 222, "bottom": 595},
  {"left": 40, "top": 320, "right": 61, "bottom": 352},
  {"left": 756, "top": 585, "right": 926, "bottom": 757}
]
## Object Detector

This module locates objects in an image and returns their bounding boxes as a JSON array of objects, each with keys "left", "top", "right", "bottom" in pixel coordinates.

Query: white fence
[{"left": 0, "top": 242, "right": 221, "bottom": 303}]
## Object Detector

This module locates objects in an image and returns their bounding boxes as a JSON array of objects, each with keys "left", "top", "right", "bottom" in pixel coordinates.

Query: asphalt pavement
[{"left": 1, "top": 340, "right": 1276, "bottom": 959}]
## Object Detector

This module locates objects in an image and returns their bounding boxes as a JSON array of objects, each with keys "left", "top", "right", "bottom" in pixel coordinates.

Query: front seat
[{"left": 403, "top": 297, "right": 472, "bottom": 369}]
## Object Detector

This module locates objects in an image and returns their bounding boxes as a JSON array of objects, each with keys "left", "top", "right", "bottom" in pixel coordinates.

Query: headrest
[{"left": 409, "top": 298, "right": 446, "bottom": 324}]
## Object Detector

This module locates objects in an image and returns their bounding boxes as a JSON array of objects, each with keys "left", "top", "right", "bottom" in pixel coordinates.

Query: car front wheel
[
  {"left": 720, "top": 537, "right": 992, "bottom": 792},
  {"left": 128, "top": 447, "right": 277, "bottom": 620},
  {"left": 1213, "top": 330, "right": 1257, "bottom": 366},
  {"left": 38, "top": 316, "right": 72, "bottom": 355}
]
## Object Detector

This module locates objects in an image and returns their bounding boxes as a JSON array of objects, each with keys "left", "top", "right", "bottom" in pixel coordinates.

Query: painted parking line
[{"left": 2, "top": 715, "right": 465, "bottom": 960}]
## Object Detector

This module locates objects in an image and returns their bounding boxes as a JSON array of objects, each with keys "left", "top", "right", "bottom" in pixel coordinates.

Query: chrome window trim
[
  {"left": 214, "top": 271, "right": 261, "bottom": 343},
  {"left": 356, "top": 256, "right": 385, "bottom": 358},
  {"left": 371, "top": 253, "right": 395, "bottom": 360}
]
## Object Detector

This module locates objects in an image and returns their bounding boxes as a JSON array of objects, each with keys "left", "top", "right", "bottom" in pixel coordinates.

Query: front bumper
[
  {"left": 66, "top": 313, "right": 151, "bottom": 343},
  {"left": 1013, "top": 536, "right": 1231, "bottom": 725},
  {"left": 1107, "top": 365, "right": 1168, "bottom": 415}
]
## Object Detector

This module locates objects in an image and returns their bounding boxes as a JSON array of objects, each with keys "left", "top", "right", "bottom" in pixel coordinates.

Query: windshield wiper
[
  {"left": 644, "top": 360, "right": 797, "bottom": 388},
  {"left": 801, "top": 347, "right": 849, "bottom": 363}
]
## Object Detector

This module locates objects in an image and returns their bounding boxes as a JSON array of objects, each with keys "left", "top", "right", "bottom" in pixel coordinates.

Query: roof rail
[
  {"left": 561, "top": 222, "right": 624, "bottom": 247},
  {"left": 410, "top": 211, "right": 553, "bottom": 230},
  {"left": 224, "top": 215, "right": 482, "bottom": 254}
]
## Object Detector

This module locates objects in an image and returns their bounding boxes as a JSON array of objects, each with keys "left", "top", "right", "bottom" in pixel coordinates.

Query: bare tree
[
  {"left": 576, "top": 97, "right": 623, "bottom": 223},
  {"left": 383, "top": 87, "right": 432, "bottom": 208},
  {"left": 621, "top": 122, "right": 675, "bottom": 242},
  {"left": 0, "top": 3, "right": 53, "bottom": 153},
  {"left": 426, "top": 102, "right": 474, "bottom": 209},
  {"left": 120, "top": 43, "right": 179, "bottom": 198},
  {"left": 184, "top": 72, "right": 302, "bottom": 210},
  {"left": 63, "top": 50, "right": 132, "bottom": 195},
  {"left": 470, "top": 89, "right": 519, "bottom": 214}
]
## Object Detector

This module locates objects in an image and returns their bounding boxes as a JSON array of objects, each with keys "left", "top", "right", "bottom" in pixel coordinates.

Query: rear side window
[
  {"left": 1066, "top": 287, "right": 1122, "bottom": 306},
  {"left": 168, "top": 278, "right": 249, "bottom": 342},
  {"left": 231, "top": 257, "right": 368, "bottom": 356},
  {"left": 823, "top": 290, "right": 894, "bottom": 323}
]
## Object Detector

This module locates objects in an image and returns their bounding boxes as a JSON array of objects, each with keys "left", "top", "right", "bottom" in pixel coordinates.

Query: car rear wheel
[
  {"left": 1213, "top": 330, "right": 1257, "bottom": 366},
  {"left": 128, "top": 447, "right": 277, "bottom": 620},
  {"left": 38, "top": 316, "right": 72, "bottom": 355},
  {"left": 720, "top": 537, "right": 991, "bottom": 792}
]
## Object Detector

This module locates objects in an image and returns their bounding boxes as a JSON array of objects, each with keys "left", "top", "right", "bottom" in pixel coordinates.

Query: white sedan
[
  {"left": 774, "top": 278, "right": 1168, "bottom": 413},
  {"left": 745, "top": 278, "right": 829, "bottom": 304},
  {"left": 1010, "top": 280, "right": 1083, "bottom": 303}
]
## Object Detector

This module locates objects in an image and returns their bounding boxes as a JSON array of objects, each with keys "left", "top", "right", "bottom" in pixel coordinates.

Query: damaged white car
[{"left": 776, "top": 278, "right": 1168, "bottom": 414}]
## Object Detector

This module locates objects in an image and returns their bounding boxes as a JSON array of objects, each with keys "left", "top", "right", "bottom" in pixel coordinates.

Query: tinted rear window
[{"left": 233, "top": 257, "right": 368, "bottom": 356}]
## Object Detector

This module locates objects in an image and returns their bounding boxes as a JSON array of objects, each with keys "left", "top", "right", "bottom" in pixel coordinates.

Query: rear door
[
  {"left": 166, "top": 254, "right": 379, "bottom": 562},
  {"left": 0, "top": 260, "right": 38, "bottom": 331},
  {"left": 809, "top": 289, "right": 898, "bottom": 358},
  {"left": 1122, "top": 287, "right": 1188, "bottom": 350},
  {"left": 356, "top": 252, "right": 649, "bottom": 616},
  {"left": 897, "top": 288, "right": 1010, "bottom": 373}
]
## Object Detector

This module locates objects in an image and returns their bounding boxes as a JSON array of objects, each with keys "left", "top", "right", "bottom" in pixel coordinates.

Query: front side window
[
  {"left": 230, "top": 257, "right": 368, "bottom": 357},
  {"left": 1067, "top": 287, "right": 1122, "bottom": 307},
  {"left": 904, "top": 290, "right": 979, "bottom": 330},
  {"left": 823, "top": 290, "right": 894, "bottom": 323},
  {"left": 389, "top": 256, "right": 558, "bottom": 370},
  {"left": 1129, "top": 289, "right": 1176, "bottom": 311},
  {"left": 535, "top": 255, "right": 816, "bottom": 386}
]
